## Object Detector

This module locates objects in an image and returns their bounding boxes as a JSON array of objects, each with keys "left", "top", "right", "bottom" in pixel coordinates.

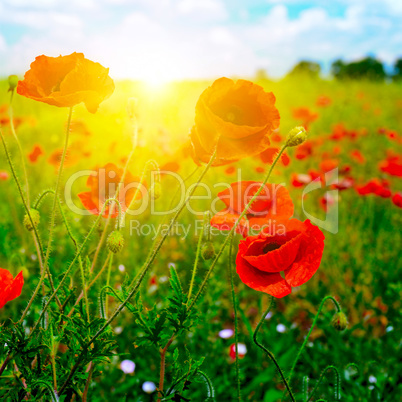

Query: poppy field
[{"left": 0, "top": 54, "right": 401, "bottom": 401}]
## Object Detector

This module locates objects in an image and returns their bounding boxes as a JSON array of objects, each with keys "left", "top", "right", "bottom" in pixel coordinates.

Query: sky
[{"left": 0, "top": 0, "right": 401, "bottom": 81}]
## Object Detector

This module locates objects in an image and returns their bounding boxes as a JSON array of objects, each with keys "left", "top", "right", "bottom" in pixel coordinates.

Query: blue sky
[{"left": 0, "top": 0, "right": 401, "bottom": 80}]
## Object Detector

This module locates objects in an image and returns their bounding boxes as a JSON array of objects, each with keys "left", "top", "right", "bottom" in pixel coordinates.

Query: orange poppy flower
[
  {"left": 0, "top": 269, "right": 24, "bottom": 308},
  {"left": 190, "top": 78, "right": 280, "bottom": 166},
  {"left": 211, "top": 181, "right": 294, "bottom": 236},
  {"left": 78, "top": 163, "right": 145, "bottom": 218},
  {"left": 292, "top": 107, "right": 318, "bottom": 129},
  {"left": 17, "top": 53, "right": 115, "bottom": 113}
]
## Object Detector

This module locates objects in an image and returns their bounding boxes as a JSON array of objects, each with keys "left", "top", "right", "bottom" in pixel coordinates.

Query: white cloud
[
  {"left": 0, "top": 1, "right": 400, "bottom": 79},
  {"left": 177, "top": 0, "right": 227, "bottom": 20}
]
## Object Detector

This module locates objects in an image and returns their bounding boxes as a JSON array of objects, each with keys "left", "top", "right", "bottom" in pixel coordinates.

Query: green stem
[
  {"left": 0, "top": 129, "right": 57, "bottom": 317},
  {"left": 186, "top": 222, "right": 204, "bottom": 305},
  {"left": 41, "top": 106, "right": 73, "bottom": 301},
  {"left": 306, "top": 365, "right": 340, "bottom": 402},
  {"left": 187, "top": 144, "right": 288, "bottom": 313},
  {"left": 9, "top": 91, "right": 30, "bottom": 207},
  {"left": 288, "top": 296, "right": 341, "bottom": 384},
  {"left": 253, "top": 298, "right": 296, "bottom": 402},
  {"left": 228, "top": 233, "right": 241, "bottom": 401},
  {"left": 58, "top": 151, "right": 217, "bottom": 395},
  {"left": 29, "top": 198, "right": 121, "bottom": 335},
  {"left": 105, "top": 253, "right": 114, "bottom": 316}
]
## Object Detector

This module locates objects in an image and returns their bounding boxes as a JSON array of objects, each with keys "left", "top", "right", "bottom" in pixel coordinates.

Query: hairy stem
[
  {"left": 58, "top": 152, "right": 216, "bottom": 395},
  {"left": 187, "top": 144, "right": 288, "bottom": 312},
  {"left": 187, "top": 223, "right": 204, "bottom": 305},
  {"left": 157, "top": 334, "right": 176, "bottom": 402},
  {"left": 29, "top": 198, "right": 121, "bottom": 335},
  {"left": 253, "top": 298, "right": 296, "bottom": 402},
  {"left": 9, "top": 91, "right": 30, "bottom": 207},
  {"left": 288, "top": 296, "right": 341, "bottom": 384},
  {"left": 228, "top": 233, "right": 241, "bottom": 401}
]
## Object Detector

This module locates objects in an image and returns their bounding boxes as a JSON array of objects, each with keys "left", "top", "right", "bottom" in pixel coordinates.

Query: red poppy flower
[
  {"left": 78, "top": 163, "right": 145, "bottom": 218},
  {"left": 333, "top": 177, "right": 354, "bottom": 191},
  {"left": 392, "top": 192, "right": 402, "bottom": 208},
  {"left": 295, "top": 140, "right": 313, "bottom": 160},
  {"left": 379, "top": 154, "right": 402, "bottom": 177},
  {"left": 356, "top": 179, "right": 391, "bottom": 198},
  {"left": 320, "top": 159, "right": 338, "bottom": 173},
  {"left": 235, "top": 219, "right": 325, "bottom": 298},
  {"left": 190, "top": 77, "right": 280, "bottom": 166},
  {"left": 211, "top": 181, "right": 294, "bottom": 237},
  {"left": 291, "top": 173, "right": 312, "bottom": 188},
  {"left": 292, "top": 107, "right": 318, "bottom": 129},
  {"left": 350, "top": 150, "right": 365, "bottom": 164},
  {"left": 229, "top": 343, "right": 247, "bottom": 360},
  {"left": 0, "top": 269, "right": 24, "bottom": 308},
  {"left": 17, "top": 53, "right": 115, "bottom": 113},
  {"left": 28, "top": 145, "right": 44, "bottom": 163},
  {"left": 0, "top": 171, "right": 9, "bottom": 181},
  {"left": 316, "top": 95, "right": 331, "bottom": 107}
]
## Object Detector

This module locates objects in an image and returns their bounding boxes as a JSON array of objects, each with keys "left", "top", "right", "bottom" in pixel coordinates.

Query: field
[{"left": 0, "top": 74, "right": 401, "bottom": 401}]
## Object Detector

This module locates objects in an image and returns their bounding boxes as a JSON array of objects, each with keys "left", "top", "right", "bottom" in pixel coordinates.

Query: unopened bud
[
  {"left": 23, "top": 209, "right": 40, "bottom": 231},
  {"left": 331, "top": 311, "right": 348, "bottom": 331},
  {"left": 201, "top": 241, "right": 215, "bottom": 261},
  {"left": 286, "top": 126, "right": 307, "bottom": 147},
  {"left": 107, "top": 231, "right": 125, "bottom": 253},
  {"left": 150, "top": 182, "right": 161, "bottom": 200},
  {"left": 8, "top": 75, "right": 18, "bottom": 92}
]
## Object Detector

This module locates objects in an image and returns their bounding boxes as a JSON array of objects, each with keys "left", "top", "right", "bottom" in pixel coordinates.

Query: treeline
[
  {"left": 257, "top": 56, "right": 402, "bottom": 81},
  {"left": 290, "top": 57, "right": 402, "bottom": 81}
]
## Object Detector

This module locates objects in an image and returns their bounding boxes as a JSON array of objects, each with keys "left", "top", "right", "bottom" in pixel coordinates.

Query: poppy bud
[
  {"left": 201, "top": 241, "right": 215, "bottom": 261},
  {"left": 331, "top": 311, "right": 348, "bottom": 331},
  {"left": 286, "top": 126, "right": 307, "bottom": 147},
  {"left": 150, "top": 182, "right": 161, "bottom": 200},
  {"left": 8, "top": 75, "right": 18, "bottom": 92},
  {"left": 107, "top": 231, "right": 124, "bottom": 253},
  {"left": 23, "top": 209, "right": 40, "bottom": 231}
]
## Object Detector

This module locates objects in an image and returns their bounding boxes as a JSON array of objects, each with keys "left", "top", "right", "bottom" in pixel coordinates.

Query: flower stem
[
  {"left": 157, "top": 334, "right": 175, "bottom": 402},
  {"left": 228, "top": 233, "right": 241, "bottom": 401},
  {"left": 186, "top": 222, "right": 204, "bottom": 305},
  {"left": 29, "top": 198, "right": 121, "bottom": 335},
  {"left": 253, "top": 298, "right": 296, "bottom": 402},
  {"left": 41, "top": 106, "right": 73, "bottom": 304},
  {"left": 187, "top": 144, "right": 288, "bottom": 313},
  {"left": 58, "top": 152, "right": 217, "bottom": 395},
  {"left": 9, "top": 91, "right": 30, "bottom": 207},
  {"left": 105, "top": 253, "right": 114, "bottom": 315},
  {"left": 288, "top": 296, "right": 341, "bottom": 384},
  {"left": 0, "top": 353, "right": 13, "bottom": 377}
]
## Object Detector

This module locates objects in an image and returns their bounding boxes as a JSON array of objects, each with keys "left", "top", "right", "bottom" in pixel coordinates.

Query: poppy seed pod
[
  {"left": 8, "top": 75, "right": 18, "bottom": 92},
  {"left": 23, "top": 209, "right": 40, "bottom": 231},
  {"left": 107, "top": 231, "right": 125, "bottom": 253},
  {"left": 286, "top": 126, "right": 308, "bottom": 147},
  {"left": 332, "top": 311, "right": 348, "bottom": 331},
  {"left": 201, "top": 241, "right": 215, "bottom": 261}
]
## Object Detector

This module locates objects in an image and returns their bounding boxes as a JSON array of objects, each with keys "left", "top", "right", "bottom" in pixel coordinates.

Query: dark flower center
[{"left": 263, "top": 242, "right": 281, "bottom": 253}]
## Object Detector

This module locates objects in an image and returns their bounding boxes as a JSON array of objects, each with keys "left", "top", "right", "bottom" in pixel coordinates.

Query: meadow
[{"left": 0, "top": 69, "right": 401, "bottom": 401}]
